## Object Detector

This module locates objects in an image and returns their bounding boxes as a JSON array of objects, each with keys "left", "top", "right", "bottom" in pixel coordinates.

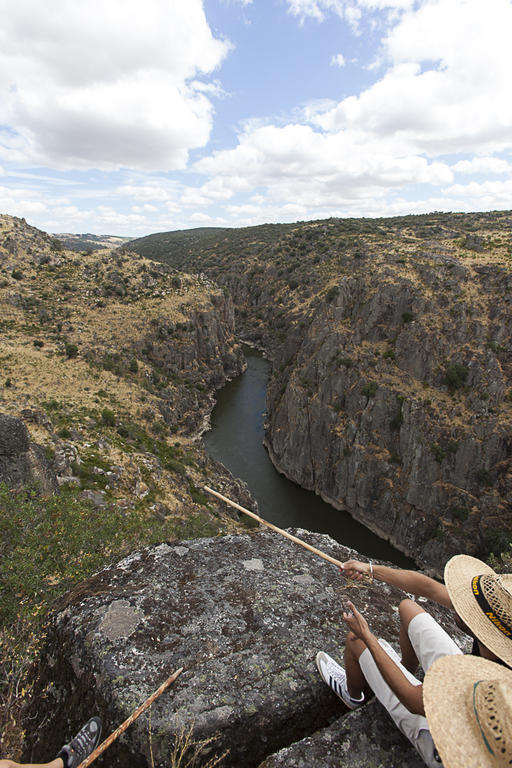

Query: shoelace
[{"left": 69, "top": 725, "right": 95, "bottom": 757}]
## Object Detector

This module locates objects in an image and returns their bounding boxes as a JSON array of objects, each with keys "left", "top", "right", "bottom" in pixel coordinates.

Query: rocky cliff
[
  {"left": 0, "top": 413, "right": 58, "bottom": 495},
  {"left": 26, "top": 530, "right": 466, "bottom": 768},
  {"left": 129, "top": 212, "right": 512, "bottom": 572}
]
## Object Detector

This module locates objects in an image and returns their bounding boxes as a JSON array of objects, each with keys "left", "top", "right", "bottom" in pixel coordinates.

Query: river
[{"left": 204, "top": 347, "right": 413, "bottom": 567}]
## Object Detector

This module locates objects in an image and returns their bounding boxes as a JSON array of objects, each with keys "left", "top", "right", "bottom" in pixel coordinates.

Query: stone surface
[
  {"left": 258, "top": 700, "right": 425, "bottom": 768},
  {"left": 0, "top": 413, "right": 58, "bottom": 494},
  {"left": 26, "top": 530, "right": 466, "bottom": 767}
]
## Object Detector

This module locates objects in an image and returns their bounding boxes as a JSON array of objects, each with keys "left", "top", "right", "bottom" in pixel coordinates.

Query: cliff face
[
  {"left": 129, "top": 212, "right": 512, "bottom": 571},
  {"left": 265, "top": 257, "right": 512, "bottom": 571},
  {"left": 0, "top": 413, "right": 58, "bottom": 495}
]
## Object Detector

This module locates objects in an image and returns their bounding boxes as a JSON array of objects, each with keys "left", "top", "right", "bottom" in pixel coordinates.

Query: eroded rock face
[
  {"left": 265, "top": 264, "right": 512, "bottom": 574},
  {"left": 0, "top": 413, "right": 58, "bottom": 494},
  {"left": 26, "top": 530, "right": 465, "bottom": 767}
]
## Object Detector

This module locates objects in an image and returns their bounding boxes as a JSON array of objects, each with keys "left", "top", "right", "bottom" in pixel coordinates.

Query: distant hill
[{"left": 52, "top": 231, "right": 131, "bottom": 252}]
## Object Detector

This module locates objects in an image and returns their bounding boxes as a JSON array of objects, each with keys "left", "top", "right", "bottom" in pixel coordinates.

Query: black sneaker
[{"left": 57, "top": 716, "right": 102, "bottom": 768}]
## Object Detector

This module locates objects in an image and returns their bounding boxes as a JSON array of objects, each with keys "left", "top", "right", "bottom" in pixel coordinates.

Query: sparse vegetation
[{"left": 444, "top": 363, "right": 469, "bottom": 390}]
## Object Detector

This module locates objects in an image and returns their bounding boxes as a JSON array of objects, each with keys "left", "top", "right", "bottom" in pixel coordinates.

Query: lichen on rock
[{"left": 26, "top": 530, "right": 466, "bottom": 767}]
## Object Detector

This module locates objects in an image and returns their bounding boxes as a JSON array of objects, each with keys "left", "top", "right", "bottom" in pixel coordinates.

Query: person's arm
[
  {"left": 343, "top": 601, "right": 425, "bottom": 715},
  {"left": 342, "top": 559, "right": 452, "bottom": 608}
]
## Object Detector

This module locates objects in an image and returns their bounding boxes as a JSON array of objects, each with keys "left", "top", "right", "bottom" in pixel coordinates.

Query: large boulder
[
  {"left": 26, "top": 530, "right": 466, "bottom": 767},
  {"left": 259, "top": 700, "right": 425, "bottom": 768},
  {"left": 0, "top": 413, "right": 58, "bottom": 494}
]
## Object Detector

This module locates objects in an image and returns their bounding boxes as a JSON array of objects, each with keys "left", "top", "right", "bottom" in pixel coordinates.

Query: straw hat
[
  {"left": 444, "top": 554, "right": 512, "bottom": 667},
  {"left": 424, "top": 654, "right": 512, "bottom": 768}
]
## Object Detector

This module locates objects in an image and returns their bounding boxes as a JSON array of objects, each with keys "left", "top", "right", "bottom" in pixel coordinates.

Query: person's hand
[
  {"left": 342, "top": 600, "right": 373, "bottom": 643},
  {"left": 341, "top": 559, "right": 372, "bottom": 581}
]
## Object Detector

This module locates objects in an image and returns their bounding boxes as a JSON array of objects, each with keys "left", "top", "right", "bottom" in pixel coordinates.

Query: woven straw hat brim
[
  {"left": 424, "top": 655, "right": 512, "bottom": 768},
  {"left": 444, "top": 554, "right": 512, "bottom": 667}
]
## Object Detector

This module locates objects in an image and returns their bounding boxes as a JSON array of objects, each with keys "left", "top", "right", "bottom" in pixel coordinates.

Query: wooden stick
[
  {"left": 76, "top": 668, "right": 183, "bottom": 768},
  {"left": 204, "top": 486, "right": 345, "bottom": 569}
]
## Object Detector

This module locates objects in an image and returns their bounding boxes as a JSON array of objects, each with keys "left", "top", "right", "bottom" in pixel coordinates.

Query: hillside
[
  {"left": 128, "top": 210, "right": 512, "bottom": 571},
  {"left": 0, "top": 213, "right": 254, "bottom": 756}
]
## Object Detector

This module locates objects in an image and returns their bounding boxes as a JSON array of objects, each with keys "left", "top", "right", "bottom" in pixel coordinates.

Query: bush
[
  {"left": 362, "top": 381, "right": 378, "bottom": 398},
  {"left": 451, "top": 507, "right": 469, "bottom": 522},
  {"left": 444, "top": 363, "right": 469, "bottom": 390},
  {"left": 101, "top": 408, "right": 116, "bottom": 426},
  {"left": 189, "top": 485, "right": 209, "bottom": 506},
  {"left": 475, "top": 468, "right": 493, "bottom": 487},
  {"left": 65, "top": 342, "right": 78, "bottom": 359},
  {"left": 432, "top": 444, "right": 446, "bottom": 463},
  {"left": 325, "top": 286, "right": 339, "bottom": 302},
  {"left": 33, "top": 339, "right": 44, "bottom": 348},
  {"left": 402, "top": 311, "right": 414, "bottom": 323},
  {"left": 165, "top": 458, "right": 187, "bottom": 476},
  {"left": 11, "top": 269, "right": 23, "bottom": 281}
]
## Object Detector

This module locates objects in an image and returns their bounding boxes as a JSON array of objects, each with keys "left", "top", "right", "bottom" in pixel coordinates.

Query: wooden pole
[
  {"left": 204, "top": 486, "right": 346, "bottom": 569},
  {"left": 76, "top": 668, "right": 183, "bottom": 768}
]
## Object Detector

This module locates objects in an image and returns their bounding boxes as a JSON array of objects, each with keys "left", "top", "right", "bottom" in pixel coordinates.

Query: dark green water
[{"left": 204, "top": 348, "right": 414, "bottom": 567}]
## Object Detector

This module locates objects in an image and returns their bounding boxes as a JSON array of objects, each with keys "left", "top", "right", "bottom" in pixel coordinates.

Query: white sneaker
[{"left": 315, "top": 651, "right": 364, "bottom": 709}]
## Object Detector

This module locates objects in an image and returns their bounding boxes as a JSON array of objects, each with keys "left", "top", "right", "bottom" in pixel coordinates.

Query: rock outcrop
[
  {"left": 27, "top": 530, "right": 467, "bottom": 767},
  {"left": 0, "top": 413, "right": 58, "bottom": 494}
]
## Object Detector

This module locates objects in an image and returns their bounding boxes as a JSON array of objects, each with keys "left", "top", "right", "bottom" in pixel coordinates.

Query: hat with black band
[{"left": 444, "top": 554, "right": 512, "bottom": 667}]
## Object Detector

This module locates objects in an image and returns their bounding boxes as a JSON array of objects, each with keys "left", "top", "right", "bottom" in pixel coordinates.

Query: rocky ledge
[{"left": 26, "top": 530, "right": 467, "bottom": 767}]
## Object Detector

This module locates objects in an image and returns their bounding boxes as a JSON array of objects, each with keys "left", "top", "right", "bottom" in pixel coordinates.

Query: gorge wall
[{"left": 130, "top": 212, "right": 512, "bottom": 572}]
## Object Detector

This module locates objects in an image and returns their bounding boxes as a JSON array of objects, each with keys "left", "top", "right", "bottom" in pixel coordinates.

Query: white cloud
[
  {"left": 192, "top": 0, "right": 512, "bottom": 220},
  {"left": 0, "top": 0, "right": 230, "bottom": 171},
  {"left": 331, "top": 53, "right": 347, "bottom": 67},
  {"left": 286, "top": 0, "right": 413, "bottom": 23},
  {"left": 451, "top": 156, "right": 511, "bottom": 175}
]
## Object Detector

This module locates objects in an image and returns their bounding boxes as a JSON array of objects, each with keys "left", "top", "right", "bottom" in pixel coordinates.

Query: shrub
[
  {"left": 432, "top": 444, "right": 446, "bottom": 463},
  {"left": 33, "top": 339, "right": 44, "bottom": 348},
  {"left": 402, "top": 311, "right": 414, "bottom": 323},
  {"left": 165, "top": 458, "right": 187, "bottom": 476},
  {"left": 451, "top": 507, "right": 469, "bottom": 522},
  {"left": 475, "top": 468, "right": 493, "bottom": 487},
  {"left": 189, "top": 485, "right": 209, "bottom": 506},
  {"left": 362, "top": 381, "right": 378, "bottom": 398},
  {"left": 444, "top": 362, "right": 469, "bottom": 390},
  {"left": 11, "top": 269, "right": 23, "bottom": 281},
  {"left": 484, "top": 528, "right": 512, "bottom": 558},
  {"left": 101, "top": 408, "right": 116, "bottom": 426},
  {"left": 65, "top": 342, "right": 78, "bottom": 359}
]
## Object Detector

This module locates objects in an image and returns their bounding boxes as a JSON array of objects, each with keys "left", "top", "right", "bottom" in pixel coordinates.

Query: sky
[{"left": 0, "top": 0, "right": 511, "bottom": 237}]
